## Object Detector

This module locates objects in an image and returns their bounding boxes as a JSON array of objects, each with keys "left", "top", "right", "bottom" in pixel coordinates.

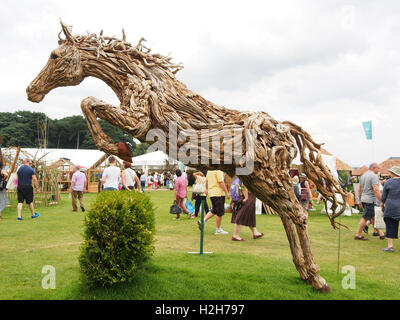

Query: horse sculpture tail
[{"left": 283, "top": 121, "right": 348, "bottom": 229}]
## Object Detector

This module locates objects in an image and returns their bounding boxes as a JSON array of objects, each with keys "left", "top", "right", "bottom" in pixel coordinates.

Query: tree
[
  {"left": 133, "top": 142, "right": 149, "bottom": 156},
  {"left": 0, "top": 111, "right": 138, "bottom": 151},
  {"left": 0, "top": 111, "right": 46, "bottom": 147}
]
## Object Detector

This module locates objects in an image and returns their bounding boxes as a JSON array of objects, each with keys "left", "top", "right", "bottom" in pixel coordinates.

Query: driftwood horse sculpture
[{"left": 27, "top": 21, "right": 347, "bottom": 292}]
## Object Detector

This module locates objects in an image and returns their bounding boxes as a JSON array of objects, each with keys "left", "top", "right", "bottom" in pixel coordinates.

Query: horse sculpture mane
[{"left": 27, "top": 20, "right": 348, "bottom": 293}]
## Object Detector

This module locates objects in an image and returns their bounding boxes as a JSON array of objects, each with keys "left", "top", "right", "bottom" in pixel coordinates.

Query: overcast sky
[{"left": 1, "top": 0, "right": 399, "bottom": 167}]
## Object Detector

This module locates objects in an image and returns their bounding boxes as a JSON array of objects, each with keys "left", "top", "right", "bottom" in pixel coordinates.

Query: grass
[{"left": 0, "top": 189, "right": 399, "bottom": 300}]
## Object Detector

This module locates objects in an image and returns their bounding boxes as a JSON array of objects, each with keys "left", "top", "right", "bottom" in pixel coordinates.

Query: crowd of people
[
  {"left": 291, "top": 173, "right": 317, "bottom": 211},
  {"left": 1, "top": 154, "right": 400, "bottom": 251},
  {"left": 171, "top": 168, "right": 264, "bottom": 241},
  {"left": 290, "top": 162, "right": 400, "bottom": 253},
  {"left": 354, "top": 163, "right": 400, "bottom": 253},
  {"left": 91, "top": 161, "right": 266, "bottom": 242}
]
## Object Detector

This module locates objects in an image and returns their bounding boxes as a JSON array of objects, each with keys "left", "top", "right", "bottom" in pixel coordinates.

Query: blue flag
[{"left": 362, "top": 121, "right": 372, "bottom": 140}]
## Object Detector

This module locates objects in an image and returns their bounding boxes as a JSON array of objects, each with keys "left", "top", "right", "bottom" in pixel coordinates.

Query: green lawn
[{"left": 0, "top": 190, "right": 399, "bottom": 300}]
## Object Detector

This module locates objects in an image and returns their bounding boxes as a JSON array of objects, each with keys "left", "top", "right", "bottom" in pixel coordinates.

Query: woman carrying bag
[
  {"left": 121, "top": 161, "right": 141, "bottom": 192},
  {"left": 299, "top": 173, "right": 312, "bottom": 210},
  {"left": 192, "top": 171, "right": 209, "bottom": 217},
  {"left": 381, "top": 166, "right": 400, "bottom": 252},
  {"left": 173, "top": 169, "right": 192, "bottom": 220},
  {"left": 0, "top": 157, "right": 9, "bottom": 220},
  {"left": 230, "top": 177, "right": 264, "bottom": 241}
]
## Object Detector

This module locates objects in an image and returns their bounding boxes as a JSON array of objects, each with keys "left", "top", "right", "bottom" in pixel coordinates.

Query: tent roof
[
  {"left": 352, "top": 165, "right": 369, "bottom": 176},
  {"left": 131, "top": 151, "right": 178, "bottom": 167},
  {"left": 292, "top": 147, "right": 353, "bottom": 171},
  {"left": 320, "top": 148, "right": 353, "bottom": 171},
  {"left": 16, "top": 148, "right": 123, "bottom": 168},
  {"left": 379, "top": 158, "right": 400, "bottom": 175}
]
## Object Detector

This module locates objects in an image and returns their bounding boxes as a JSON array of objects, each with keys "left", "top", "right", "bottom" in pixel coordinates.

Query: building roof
[
  {"left": 352, "top": 165, "right": 369, "bottom": 176},
  {"left": 379, "top": 158, "right": 400, "bottom": 176}
]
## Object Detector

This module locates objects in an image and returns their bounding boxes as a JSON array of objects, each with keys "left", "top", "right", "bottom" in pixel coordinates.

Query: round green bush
[{"left": 79, "top": 190, "right": 155, "bottom": 287}]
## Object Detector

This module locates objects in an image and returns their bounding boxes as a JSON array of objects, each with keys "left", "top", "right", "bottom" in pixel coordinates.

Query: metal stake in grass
[
  {"left": 337, "top": 213, "right": 342, "bottom": 275},
  {"left": 188, "top": 199, "right": 213, "bottom": 255}
]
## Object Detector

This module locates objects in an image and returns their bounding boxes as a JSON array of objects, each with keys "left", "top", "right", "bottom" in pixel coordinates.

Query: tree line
[{"left": 0, "top": 111, "right": 149, "bottom": 156}]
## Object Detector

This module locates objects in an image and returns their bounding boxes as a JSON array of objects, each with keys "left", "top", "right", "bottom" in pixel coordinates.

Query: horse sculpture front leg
[
  {"left": 286, "top": 199, "right": 330, "bottom": 292},
  {"left": 278, "top": 213, "right": 309, "bottom": 281},
  {"left": 294, "top": 214, "right": 331, "bottom": 292},
  {"left": 81, "top": 96, "right": 137, "bottom": 161}
]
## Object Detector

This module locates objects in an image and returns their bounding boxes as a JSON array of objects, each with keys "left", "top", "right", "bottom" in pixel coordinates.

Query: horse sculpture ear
[{"left": 59, "top": 19, "right": 75, "bottom": 43}]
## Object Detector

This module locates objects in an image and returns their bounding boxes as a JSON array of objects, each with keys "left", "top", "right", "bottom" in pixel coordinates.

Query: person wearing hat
[
  {"left": 299, "top": 173, "right": 312, "bottom": 210},
  {"left": 381, "top": 166, "right": 400, "bottom": 252}
]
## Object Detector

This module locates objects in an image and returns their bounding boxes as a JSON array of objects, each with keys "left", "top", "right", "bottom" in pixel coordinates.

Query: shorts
[
  {"left": 103, "top": 187, "right": 118, "bottom": 191},
  {"left": 17, "top": 185, "right": 34, "bottom": 204},
  {"left": 362, "top": 202, "right": 375, "bottom": 219},
  {"left": 384, "top": 217, "right": 399, "bottom": 239},
  {"left": 210, "top": 196, "right": 225, "bottom": 217}
]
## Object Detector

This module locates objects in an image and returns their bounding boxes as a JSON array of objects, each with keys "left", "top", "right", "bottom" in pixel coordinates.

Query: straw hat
[{"left": 388, "top": 166, "right": 400, "bottom": 177}]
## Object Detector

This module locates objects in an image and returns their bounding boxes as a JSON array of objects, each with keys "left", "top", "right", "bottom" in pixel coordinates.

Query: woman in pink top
[{"left": 174, "top": 169, "right": 190, "bottom": 220}]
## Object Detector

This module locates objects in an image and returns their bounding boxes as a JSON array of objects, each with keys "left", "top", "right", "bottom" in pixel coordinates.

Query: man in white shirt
[{"left": 101, "top": 156, "right": 121, "bottom": 191}]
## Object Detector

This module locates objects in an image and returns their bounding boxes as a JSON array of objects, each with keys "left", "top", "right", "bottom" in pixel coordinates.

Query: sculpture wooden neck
[{"left": 80, "top": 50, "right": 126, "bottom": 102}]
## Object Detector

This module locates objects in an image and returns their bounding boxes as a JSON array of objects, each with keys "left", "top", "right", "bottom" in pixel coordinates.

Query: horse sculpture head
[{"left": 27, "top": 21, "right": 84, "bottom": 102}]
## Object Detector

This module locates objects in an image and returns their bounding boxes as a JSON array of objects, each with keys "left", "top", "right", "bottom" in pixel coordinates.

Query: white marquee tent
[
  {"left": 20, "top": 148, "right": 108, "bottom": 168},
  {"left": 2, "top": 148, "right": 124, "bottom": 170},
  {"left": 131, "top": 150, "right": 179, "bottom": 171}
]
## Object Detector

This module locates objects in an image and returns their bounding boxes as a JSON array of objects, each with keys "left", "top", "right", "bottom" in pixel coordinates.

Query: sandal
[
  {"left": 253, "top": 233, "right": 264, "bottom": 239},
  {"left": 232, "top": 237, "right": 245, "bottom": 241},
  {"left": 354, "top": 236, "right": 368, "bottom": 241}
]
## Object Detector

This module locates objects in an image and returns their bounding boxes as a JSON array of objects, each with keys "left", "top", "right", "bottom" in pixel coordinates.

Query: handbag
[
  {"left": 170, "top": 201, "right": 182, "bottom": 214},
  {"left": 0, "top": 174, "right": 7, "bottom": 191},
  {"left": 186, "top": 198, "right": 195, "bottom": 214},
  {"left": 300, "top": 188, "right": 309, "bottom": 201},
  {"left": 374, "top": 206, "right": 385, "bottom": 230},
  {"left": 192, "top": 183, "right": 206, "bottom": 194},
  {"left": 6, "top": 172, "right": 18, "bottom": 191}
]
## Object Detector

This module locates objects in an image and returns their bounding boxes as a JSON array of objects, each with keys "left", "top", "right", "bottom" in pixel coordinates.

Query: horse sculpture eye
[{"left": 50, "top": 52, "right": 59, "bottom": 59}]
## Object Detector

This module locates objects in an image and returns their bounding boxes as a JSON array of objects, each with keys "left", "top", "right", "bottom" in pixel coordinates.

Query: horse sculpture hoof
[
  {"left": 116, "top": 142, "right": 133, "bottom": 162},
  {"left": 317, "top": 283, "right": 331, "bottom": 293},
  {"left": 302, "top": 277, "right": 331, "bottom": 293}
]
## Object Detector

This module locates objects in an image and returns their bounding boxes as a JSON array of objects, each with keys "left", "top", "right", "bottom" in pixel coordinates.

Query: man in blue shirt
[{"left": 17, "top": 158, "right": 40, "bottom": 221}]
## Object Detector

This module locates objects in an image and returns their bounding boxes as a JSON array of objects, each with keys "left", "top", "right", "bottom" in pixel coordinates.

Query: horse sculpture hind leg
[{"left": 274, "top": 198, "right": 330, "bottom": 292}]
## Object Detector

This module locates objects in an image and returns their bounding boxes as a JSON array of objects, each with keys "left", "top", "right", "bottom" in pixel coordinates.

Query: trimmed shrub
[{"left": 79, "top": 191, "right": 155, "bottom": 287}]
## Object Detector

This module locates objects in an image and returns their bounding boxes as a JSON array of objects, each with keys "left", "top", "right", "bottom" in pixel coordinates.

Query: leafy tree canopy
[{"left": 0, "top": 111, "right": 150, "bottom": 156}]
